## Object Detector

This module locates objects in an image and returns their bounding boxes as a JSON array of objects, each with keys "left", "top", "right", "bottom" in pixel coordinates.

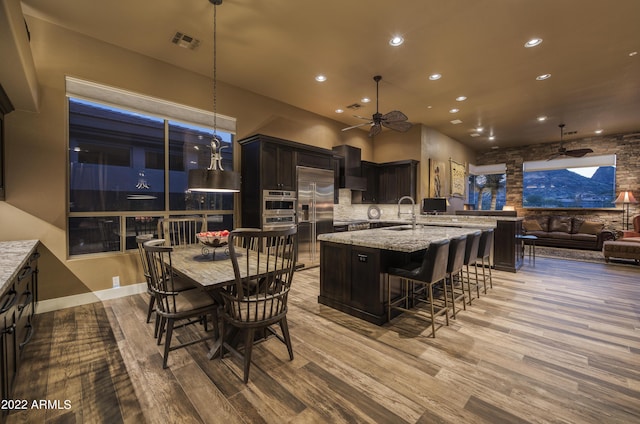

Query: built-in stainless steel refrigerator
[{"left": 296, "top": 166, "right": 334, "bottom": 268}]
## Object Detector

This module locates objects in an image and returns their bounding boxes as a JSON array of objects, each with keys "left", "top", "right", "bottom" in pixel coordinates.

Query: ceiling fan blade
[
  {"left": 381, "top": 110, "right": 408, "bottom": 122},
  {"left": 565, "top": 148, "right": 594, "bottom": 157},
  {"left": 369, "top": 123, "right": 382, "bottom": 137},
  {"left": 341, "top": 121, "right": 373, "bottom": 132},
  {"left": 353, "top": 115, "right": 373, "bottom": 121},
  {"left": 382, "top": 120, "right": 412, "bottom": 132},
  {"left": 547, "top": 152, "right": 565, "bottom": 161}
]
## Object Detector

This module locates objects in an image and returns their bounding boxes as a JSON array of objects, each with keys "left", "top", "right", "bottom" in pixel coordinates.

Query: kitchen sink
[{"left": 383, "top": 226, "right": 414, "bottom": 231}]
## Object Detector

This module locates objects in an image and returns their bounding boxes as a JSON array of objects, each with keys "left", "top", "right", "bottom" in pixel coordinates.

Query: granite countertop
[
  {"left": 318, "top": 225, "right": 486, "bottom": 253},
  {"left": 0, "top": 240, "right": 40, "bottom": 295},
  {"left": 334, "top": 214, "right": 520, "bottom": 228}
]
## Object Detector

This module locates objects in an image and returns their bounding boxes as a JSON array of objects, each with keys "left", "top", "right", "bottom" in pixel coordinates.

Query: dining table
[{"left": 168, "top": 243, "right": 278, "bottom": 359}]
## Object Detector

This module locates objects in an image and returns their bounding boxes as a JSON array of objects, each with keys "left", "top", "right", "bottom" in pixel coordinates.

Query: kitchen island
[{"left": 317, "top": 225, "right": 488, "bottom": 325}]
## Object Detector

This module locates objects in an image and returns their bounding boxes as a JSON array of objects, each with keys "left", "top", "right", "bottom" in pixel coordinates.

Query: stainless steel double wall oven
[{"left": 262, "top": 189, "right": 296, "bottom": 230}]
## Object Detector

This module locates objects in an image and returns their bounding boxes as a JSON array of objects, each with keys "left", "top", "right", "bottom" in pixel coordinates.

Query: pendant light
[{"left": 188, "top": 0, "right": 240, "bottom": 192}]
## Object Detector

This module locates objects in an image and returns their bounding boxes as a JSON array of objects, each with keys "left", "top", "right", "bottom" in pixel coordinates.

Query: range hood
[{"left": 332, "top": 145, "right": 366, "bottom": 191}]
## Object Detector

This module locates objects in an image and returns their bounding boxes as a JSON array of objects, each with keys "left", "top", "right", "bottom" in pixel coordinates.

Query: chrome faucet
[{"left": 397, "top": 196, "right": 416, "bottom": 230}]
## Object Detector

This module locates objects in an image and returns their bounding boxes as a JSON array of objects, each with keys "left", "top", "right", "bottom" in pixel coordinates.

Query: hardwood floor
[{"left": 6, "top": 257, "right": 640, "bottom": 423}]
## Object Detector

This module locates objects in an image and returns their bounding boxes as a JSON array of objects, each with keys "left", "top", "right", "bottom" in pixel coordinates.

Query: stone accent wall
[{"left": 475, "top": 132, "right": 640, "bottom": 231}]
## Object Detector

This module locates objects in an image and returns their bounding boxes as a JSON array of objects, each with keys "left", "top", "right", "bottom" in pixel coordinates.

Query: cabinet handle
[
  {"left": 18, "top": 265, "right": 33, "bottom": 282},
  {"left": 18, "top": 291, "right": 33, "bottom": 313},
  {"left": 0, "top": 290, "right": 18, "bottom": 314},
  {"left": 19, "top": 323, "right": 34, "bottom": 349},
  {"left": 4, "top": 323, "right": 16, "bottom": 335}
]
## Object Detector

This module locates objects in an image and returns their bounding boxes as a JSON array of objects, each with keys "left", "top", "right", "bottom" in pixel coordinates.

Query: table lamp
[{"left": 614, "top": 191, "right": 637, "bottom": 230}]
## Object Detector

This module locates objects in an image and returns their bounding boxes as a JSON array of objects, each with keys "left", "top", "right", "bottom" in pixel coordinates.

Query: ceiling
[{"left": 21, "top": 0, "right": 640, "bottom": 151}]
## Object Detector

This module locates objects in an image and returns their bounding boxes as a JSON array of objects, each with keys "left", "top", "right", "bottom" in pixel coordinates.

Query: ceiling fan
[
  {"left": 341, "top": 75, "right": 412, "bottom": 137},
  {"left": 547, "top": 124, "right": 593, "bottom": 160}
]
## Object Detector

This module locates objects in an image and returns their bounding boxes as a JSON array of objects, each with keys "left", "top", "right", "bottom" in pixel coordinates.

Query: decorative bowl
[{"left": 197, "top": 231, "right": 229, "bottom": 247}]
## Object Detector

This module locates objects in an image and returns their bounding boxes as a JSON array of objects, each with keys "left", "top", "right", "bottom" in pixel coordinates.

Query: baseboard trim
[{"left": 36, "top": 283, "right": 147, "bottom": 314}]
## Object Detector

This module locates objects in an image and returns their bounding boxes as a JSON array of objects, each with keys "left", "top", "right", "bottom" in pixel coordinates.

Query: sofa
[{"left": 522, "top": 215, "right": 615, "bottom": 250}]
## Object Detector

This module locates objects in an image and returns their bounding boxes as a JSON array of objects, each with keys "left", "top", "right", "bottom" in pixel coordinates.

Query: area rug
[{"left": 535, "top": 246, "right": 639, "bottom": 267}]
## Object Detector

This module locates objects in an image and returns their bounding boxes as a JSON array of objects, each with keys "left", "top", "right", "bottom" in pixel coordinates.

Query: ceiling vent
[
  {"left": 346, "top": 103, "right": 362, "bottom": 110},
  {"left": 171, "top": 32, "right": 201, "bottom": 50}
]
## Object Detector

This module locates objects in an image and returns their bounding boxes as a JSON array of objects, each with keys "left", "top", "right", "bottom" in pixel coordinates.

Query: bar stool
[
  {"left": 446, "top": 235, "right": 468, "bottom": 319},
  {"left": 476, "top": 229, "right": 494, "bottom": 294},
  {"left": 462, "top": 231, "right": 482, "bottom": 305},
  {"left": 387, "top": 239, "right": 450, "bottom": 337}
]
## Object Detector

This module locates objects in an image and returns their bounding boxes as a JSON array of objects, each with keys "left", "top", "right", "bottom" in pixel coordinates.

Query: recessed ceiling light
[
  {"left": 476, "top": 127, "right": 484, "bottom": 132},
  {"left": 429, "top": 73, "right": 442, "bottom": 81},
  {"left": 489, "top": 136, "right": 496, "bottom": 141},
  {"left": 456, "top": 96, "right": 467, "bottom": 102},
  {"left": 629, "top": 51, "right": 638, "bottom": 57},
  {"left": 389, "top": 35, "right": 404, "bottom": 47},
  {"left": 335, "top": 109, "right": 344, "bottom": 114},
  {"left": 361, "top": 97, "right": 371, "bottom": 103},
  {"left": 449, "top": 108, "right": 460, "bottom": 113},
  {"left": 537, "top": 115, "right": 547, "bottom": 122},
  {"left": 427, "top": 105, "right": 433, "bottom": 109},
  {"left": 450, "top": 119, "right": 463, "bottom": 125},
  {"left": 595, "top": 129, "right": 603, "bottom": 134},
  {"left": 536, "top": 73, "right": 551, "bottom": 81},
  {"left": 315, "top": 75, "right": 327, "bottom": 82},
  {"left": 470, "top": 133, "right": 480, "bottom": 137},
  {"left": 524, "top": 38, "right": 543, "bottom": 48}
]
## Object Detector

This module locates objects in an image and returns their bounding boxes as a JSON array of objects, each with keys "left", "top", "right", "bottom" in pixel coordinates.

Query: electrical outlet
[{"left": 112, "top": 276, "right": 120, "bottom": 288}]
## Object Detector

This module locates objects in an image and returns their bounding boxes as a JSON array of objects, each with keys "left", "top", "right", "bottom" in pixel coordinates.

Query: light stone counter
[
  {"left": 318, "top": 225, "right": 486, "bottom": 253},
  {"left": 0, "top": 240, "right": 40, "bottom": 294}
]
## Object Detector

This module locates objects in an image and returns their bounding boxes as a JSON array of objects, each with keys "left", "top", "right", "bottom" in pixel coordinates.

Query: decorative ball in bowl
[{"left": 197, "top": 230, "right": 230, "bottom": 247}]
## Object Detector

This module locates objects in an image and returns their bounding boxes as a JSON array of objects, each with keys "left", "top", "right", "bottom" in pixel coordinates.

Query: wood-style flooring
[{"left": 6, "top": 257, "right": 640, "bottom": 423}]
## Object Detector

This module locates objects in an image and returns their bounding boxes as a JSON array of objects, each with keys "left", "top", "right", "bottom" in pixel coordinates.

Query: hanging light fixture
[{"left": 188, "top": 0, "right": 240, "bottom": 193}]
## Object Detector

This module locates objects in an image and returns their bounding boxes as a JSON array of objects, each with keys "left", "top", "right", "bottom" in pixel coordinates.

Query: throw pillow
[
  {"left": 549, "top": 216, "right": 572, "bottom": 233},
  {"left": 579, "top": 221, "right": 604, "bottom": 235},
  {"left": 523, "top": 220, "right": 542, "bottom": 232}
]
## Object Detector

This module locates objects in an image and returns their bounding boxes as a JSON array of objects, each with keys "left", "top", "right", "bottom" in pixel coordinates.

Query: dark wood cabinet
[
  {"left": 494, "top": 219, "right": 523, "bottom": 272},
  {"left": 261, "top": 142, "right": 295, "bottom": 190},
  {"left": 377, "top": 160, "right": 418, "bottom": 204},
  {"left": 319, "top": 241, "right": 385, "bottom": 324},
  {"left": 360, "top": 161, "right": 379, "bottom": 203},
  {"left": 319, "top": 241, "right": 406, "bottom": 325},
  {"left": 1, "top": 245, "right": 38, "bottom": 403},
  {"left": 239, "top": 134, "right": 334, "bottom": 228}
]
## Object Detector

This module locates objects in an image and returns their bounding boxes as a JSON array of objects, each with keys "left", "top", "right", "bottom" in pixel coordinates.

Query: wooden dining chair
[
  {"left": 136, "top": 235, "right": 196, "bottom": 338},
  {"left": 220, "top": 227, "right": 298, "bottom": 383},
  {"left": 143, "top": 239, "right": 218, "bottom": 368},
  {"left": 157, "top": 216, "right": 205, "bottom": 247}
]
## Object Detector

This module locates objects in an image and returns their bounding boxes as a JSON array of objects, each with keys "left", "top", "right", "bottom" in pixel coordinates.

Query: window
[
  {"left": 522, "top": 155, "right": 616, "bottom": 208},
  {"left": 467, "top": 164, "right": 507, "bottom": 211},
  {"left": 66, "top": 78, "right": 236, "bottom": 256}
]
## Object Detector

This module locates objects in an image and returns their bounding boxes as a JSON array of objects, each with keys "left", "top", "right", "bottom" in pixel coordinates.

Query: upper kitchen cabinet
[
  {"left": 377, "top": 160, "right": 418, "bottom": 204},
  {"left": 360, "top": 161, "right": 380, "bottom": 204},
  {"left": 261, "top": 142, "right": 295, "bottom": 190},
  {"left": 239, "top": 134, "right": 334, "bottom": 227}
]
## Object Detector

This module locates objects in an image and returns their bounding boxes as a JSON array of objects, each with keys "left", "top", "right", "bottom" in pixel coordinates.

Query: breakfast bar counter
[{"left": 317, "top": 226, "right": 487, "bottom": 325}]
